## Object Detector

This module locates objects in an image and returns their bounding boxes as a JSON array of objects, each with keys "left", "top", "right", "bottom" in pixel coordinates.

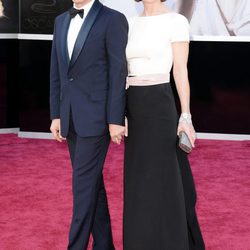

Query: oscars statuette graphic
[{"left": 0, "top": 0, "right": 4, "bottom": 17}]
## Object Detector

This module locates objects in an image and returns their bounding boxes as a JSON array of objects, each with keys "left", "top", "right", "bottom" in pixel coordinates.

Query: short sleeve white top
[{"left": 126, "top": 13, "right": 190, "bottom": 84}]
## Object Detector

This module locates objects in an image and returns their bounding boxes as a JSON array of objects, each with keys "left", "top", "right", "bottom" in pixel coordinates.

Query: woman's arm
[
  {"left": 172, "top": 41, "right": 196, "bottom": 147},
  {"left": 172, "top": 42, "right": 190, "bottom": 113}
]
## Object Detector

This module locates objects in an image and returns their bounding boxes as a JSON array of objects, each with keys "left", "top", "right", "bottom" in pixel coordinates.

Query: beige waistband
[{"left": 126, "top": 74, "right": 170, "bottom": 88}]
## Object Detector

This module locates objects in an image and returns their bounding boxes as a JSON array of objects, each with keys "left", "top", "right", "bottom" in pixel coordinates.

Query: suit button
[{"left": 69, "top": 78, "right": 74, "bottom": 82}]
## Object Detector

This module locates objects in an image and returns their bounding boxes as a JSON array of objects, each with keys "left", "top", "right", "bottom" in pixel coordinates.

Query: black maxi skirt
[{"left": 124, "top": 83, "right": 205, "bottom": 250}]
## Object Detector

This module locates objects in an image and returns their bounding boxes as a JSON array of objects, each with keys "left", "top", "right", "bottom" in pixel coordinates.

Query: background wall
[
  {"left": 20, "top": 0, "right": 72, "bottom": 34},
  {"left": 0, "top": 0, "right": 250, "bottom": 134},
  {"left": 0, "top": 40, "right": 19, "bottom": 128}
]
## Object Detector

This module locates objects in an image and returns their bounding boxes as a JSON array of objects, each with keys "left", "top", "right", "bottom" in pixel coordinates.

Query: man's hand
[
  {"left": 109, "top": 124, "right": 125, "bottom": 145},
  {"left": 50, "top": 119, "right": 64, "bottom": 142}
]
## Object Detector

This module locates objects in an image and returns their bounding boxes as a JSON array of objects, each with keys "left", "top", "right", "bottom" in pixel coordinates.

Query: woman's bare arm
[{"left": 172, "top": 41, "right": 196, "bottom": 147}]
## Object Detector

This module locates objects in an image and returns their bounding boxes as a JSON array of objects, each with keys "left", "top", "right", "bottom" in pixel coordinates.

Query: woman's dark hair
[{"left": 134, "top": 0, "right": 166, "bottom": 2}]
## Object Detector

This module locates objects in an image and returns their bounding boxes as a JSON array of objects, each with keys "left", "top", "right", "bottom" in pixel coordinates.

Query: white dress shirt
[{"left": 67, "top": 0, "right": 95, "bottom": 59}]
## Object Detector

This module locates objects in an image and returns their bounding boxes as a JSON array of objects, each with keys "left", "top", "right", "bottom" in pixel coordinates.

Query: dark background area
[
  {"left": 0, "top": 40, "right": 19, "bottom": 128},
  {"left": 188, "top": 42, "right": 250, "bottom": 134},
  {"left": 19, "top": 40, "right": 51, "bottom": 132},
  {"left": 171, "top": 41, "right": 250, "bottom": 134},
  {"left": 0, "top": 40, "right": 250, "bottom": 134}
]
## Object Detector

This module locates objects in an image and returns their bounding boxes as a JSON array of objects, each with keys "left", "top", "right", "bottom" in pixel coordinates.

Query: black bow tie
[{"left": 69, "top": 8, "right": 84, "bottom": 18}]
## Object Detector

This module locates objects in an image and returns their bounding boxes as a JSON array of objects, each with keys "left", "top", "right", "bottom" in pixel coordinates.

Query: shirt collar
[{"left": 74, "top": 0, "right": 95, "bottom": 18}]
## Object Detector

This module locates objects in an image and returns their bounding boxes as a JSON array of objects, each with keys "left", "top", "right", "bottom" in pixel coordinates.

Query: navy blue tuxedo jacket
[{"left": 50, "top": 0, "right": 128, "bottom": 137}]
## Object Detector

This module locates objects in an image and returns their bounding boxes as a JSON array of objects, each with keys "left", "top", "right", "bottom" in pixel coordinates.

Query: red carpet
[{"left": 0, "top": 134, "right": 250, "bottom": 250}]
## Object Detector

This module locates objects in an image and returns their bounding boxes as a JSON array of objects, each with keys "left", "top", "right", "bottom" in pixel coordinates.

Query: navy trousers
[{"left": 66, "top": 119, "right": 114, "bottom": 250}]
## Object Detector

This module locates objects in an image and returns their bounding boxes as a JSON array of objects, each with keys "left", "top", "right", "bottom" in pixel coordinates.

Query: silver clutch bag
[{"left": 179, "top": 131, "right": 192, "bottom": 153}]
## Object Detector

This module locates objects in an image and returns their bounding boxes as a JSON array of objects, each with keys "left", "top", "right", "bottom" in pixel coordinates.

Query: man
[{"left": 49, "top": 0, "right": 128, "bottom": 249}]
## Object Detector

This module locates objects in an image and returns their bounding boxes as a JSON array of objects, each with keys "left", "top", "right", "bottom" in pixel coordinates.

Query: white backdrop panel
[{"left": 100, "top": 0, "right": 250, "bottom": 37}]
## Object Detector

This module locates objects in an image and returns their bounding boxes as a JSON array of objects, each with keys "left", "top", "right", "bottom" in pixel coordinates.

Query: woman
[{"left": 123, "top": 0, "right": 205, "bottom": 249}]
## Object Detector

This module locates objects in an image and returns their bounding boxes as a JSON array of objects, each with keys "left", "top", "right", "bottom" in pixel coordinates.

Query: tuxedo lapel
[
  {"left": 60, "top": 12, "right": 71, "bottom": 66},
  {"left": 69, "top": 0, "right": 102, "bottom": 69}
]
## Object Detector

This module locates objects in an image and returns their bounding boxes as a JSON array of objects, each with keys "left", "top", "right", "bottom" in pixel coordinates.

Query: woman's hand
[{"left": 177, "top": 122, "right": 196, "bottom": 148}]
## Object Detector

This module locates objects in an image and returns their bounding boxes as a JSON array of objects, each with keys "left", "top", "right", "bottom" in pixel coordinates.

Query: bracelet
[{"left": 179, "top": 113, "right": 192, "bottom": 124}]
